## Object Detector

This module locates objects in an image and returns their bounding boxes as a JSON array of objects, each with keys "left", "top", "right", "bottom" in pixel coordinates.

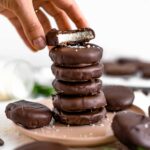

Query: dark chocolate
[
  {"left": 53, "top": 107, "right": 106, "bottom": 125},
  {"left": 53, "top": 79, "right": 102, "bottom": 96},
  {"left": 112, "top": 111, "right": 150, "bottom": 149},
  {"left": 5, "top": 100, "right": 52, "bottom": 129},
  {"left": 104, "top": 62, "right": 137, "bottom": 76},
  {"left": 117, "top": 58, "right": 140, "bottom": 65},
  {"left": 49, "top": 43, "right": 103, "bottom": 67},
  {"left": 46, "top": 28, "right": 95, "bottom": 46},
  {"left": 51, "top": 63, "right": 103, "bottom": 82},
  {"left": 0, "top": 138, "right": 4, "bottom": 146},
  {"left": 15, "top": 141, "right": 68, "bottom": 150},
  {"left": 142, "top": 68, "right": 150, "bottom": 78},
  {"left": 103, "top": 85, "right": 134, "bottom": 111},
  {"left": 53, "top": 92, "right": 106, "bottom": 112},
  {"left": 138, "top": 62, "right": 150, "bottom": 70}
]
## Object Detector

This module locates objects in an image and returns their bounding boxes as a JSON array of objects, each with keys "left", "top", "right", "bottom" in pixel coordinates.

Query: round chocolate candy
[
  {"left": 5, "top": 100, "right": 52, "bottom": 129},
  {"left": 51, "top": 63, "right": 103, "bottom": 82},
  {"left": 53, "top": 107, "right": 106, "bottom": 125},
  {"left": 0, "top": 138, "right": 4, "bottom": 146},
  {"left": 141, "top": 68, "right": 150, "bottom": 78},
  {"left": 112, "top": 111, "right": 150, "bottom": 149},
  {"left": 53, "top": 92, "right": 106, "bottom": 112},
  {"left": 103, "top": 85, "right": 134, "bottom": 111},
  {"left": 104, "top": 62, "right": 137, "bottom": 76},
  {"left": 49, "top": 43, "right": 103, "bottom": 67},
  {"left": 52, "top": 79, "right": 102, "bottom": 96}
]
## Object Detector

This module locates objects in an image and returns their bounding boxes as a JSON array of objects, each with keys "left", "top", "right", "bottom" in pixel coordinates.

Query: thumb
[{"left": 13, "top": 0, "right": 46, "bottom": 50}]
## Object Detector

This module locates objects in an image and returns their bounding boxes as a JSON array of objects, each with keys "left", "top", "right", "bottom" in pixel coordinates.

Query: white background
[{"left": 0, "top": 0, "right": 150, "bottom": 67}]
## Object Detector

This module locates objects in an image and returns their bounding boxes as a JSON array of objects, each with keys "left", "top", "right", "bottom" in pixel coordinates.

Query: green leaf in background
[
  {"left": 137, "top": 147, "right": 145, "bottom": 150},
  {"left": 32, "top": 82, "right": 56, "bottom": 97}
]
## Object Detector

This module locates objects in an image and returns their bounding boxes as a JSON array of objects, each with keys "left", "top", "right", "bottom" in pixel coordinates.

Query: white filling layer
[
  {"left": 67, "top": 45, "right": 85, "bottom": 48},
  {"left": 58, "top": 31, "right": 94, "bottom": 43}
]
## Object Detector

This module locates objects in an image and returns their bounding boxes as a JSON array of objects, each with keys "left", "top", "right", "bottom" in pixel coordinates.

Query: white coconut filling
[
  {"left": 67, "top": 45, "right": 85, "bottom": 48},
  {"left": 58, "top": 31, "right": 94, "bottom": 43}
]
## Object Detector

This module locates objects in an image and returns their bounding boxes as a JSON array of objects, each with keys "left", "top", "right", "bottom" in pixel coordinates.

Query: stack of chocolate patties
[{"left": 46, "top": 28, "right": 107, "bottom": 125}]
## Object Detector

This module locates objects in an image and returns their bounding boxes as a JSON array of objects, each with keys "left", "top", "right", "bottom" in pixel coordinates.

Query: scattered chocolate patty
[
  {"left": 46, "top": 28, "right": 95, "bottom": 46},
  {"left": 117, "top": 58, "right": 140, "bottom": 65},
  {"left": 49, "top": 43, "right": 102, "bottom": 67},
  {"left": 53, "top": 92, "right": 106, "bottom": 112},
  {"left": 103, "top": 85, "right": 134, "bottom": 111},
  {"left": 15, "top": 141, "right": 68, "bottom": 150},
  {"left": 0, "top": 138, "right": 4, "bottom": 146},
  {"left": 104, "top": 62, "right": 137, "bottom": 76},
  {"left": 112, "top": 111, "right": 150, "bottom": 149},
  {"left": 138, "top": 62, "right": 150, "bottom": 70},
  {"left": 141, "top": 68, "right": 150, "bottom": 78},
  {"left": 53, "top": 79, "right": 102, "bottom": 96},
  {"left": 53, "top": 107, "right": 106, "bottom": 125},
  {"left": 51, "top": 63, "right": 103, "bottom": 82},
  {"left": 5, "top": 100, "right": 52, "bottom": 129}
]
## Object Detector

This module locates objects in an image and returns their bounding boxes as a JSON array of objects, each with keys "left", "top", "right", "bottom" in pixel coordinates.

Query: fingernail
[{"left": 33, "top": 37, "right": 46, "bottom": 50}]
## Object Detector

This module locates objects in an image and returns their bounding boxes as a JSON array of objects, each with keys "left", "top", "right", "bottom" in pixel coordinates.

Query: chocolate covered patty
[
  {"left": 46, "top": 28, "right": 95, "bottom": 46},
  {"left": 103, "top": 85, "right": 134, "bottom": 111},
  {"left": 53, "top": 107, "right": 106, "bottom": 125},
  {"left": 117, "top": 58, "right": 140, "bottom": 65},
  {"left": 0, "top": 138, "right": 4, "bottom": 146},
  {"left": 5, "top": 100, "right": 52, "bottom": 129},
  {"left": 112, "top": 111, "right": 150, "bottom": 149},
  {"left": 53, "top": 79, "right": 102, "bottom": 96},
  {"left": 142, "top": 68, "right": 150, "bottom": 78},
  {"left": 49, "top": 43, "right": 103, "bottom": 67},
  {"left": 138, "top": 62, "right": 150, "bottom": 70},
  {"left": 104, "top": 62, "right": 137, "bottom": 76},
  {"left": 51, "top": 63, "right": 103, "bottom": 82},
  {"left": 53, "top": 92, "right": 106, "bottom": 112},
  {"left": 15, "top": 141, "right": 68, "bottom": 150}
]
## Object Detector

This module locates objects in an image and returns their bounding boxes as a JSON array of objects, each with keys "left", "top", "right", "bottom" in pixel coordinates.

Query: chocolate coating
[
  {"left": 112, "top": 111, "right": 150, "bottom": 149},
  {"left": 142, "top": 68, "right": 150, "bottom": 78},
  {"left": 53, "top": 92, "right": 106, "bottom": 112},
  {"left": 117, "top": 58, "right": 140, "bottom": 65},
  {"left": 138, "top": 62, "right": 150, "bottom": 70},
  {"left": 53, "top": 107, "right": 106, "bottom": 125},
  {"left": 103, "top": 85, "right": 134, "bottom": 111},
  {"left": 5, "top": 100, "right": 52, "bottom": 129},
  {"left": 53, "top": 79, "right": 102, "bottom": 96},
  {"left": 0, "top": 138, "right": 4, "bottom": 146},
  {"left": 104, "top": 62, "right": 137, "bottom": 76},
  {"left": 49, "top": 43, "right": 103, "bottom": 67},
  {"left": 15, "top": 141, "right": 68, "bottom": 150},
  {"left": 51, "top": 63, "right": 103, "bottom": 82},
  {"left": 46, "top": 28, "right": 95, "bottom": 46}
]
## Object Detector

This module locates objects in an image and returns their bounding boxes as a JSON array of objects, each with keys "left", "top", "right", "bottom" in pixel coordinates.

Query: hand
[{"left": 0, "top": 0, "right": 88, "bottom": 51}]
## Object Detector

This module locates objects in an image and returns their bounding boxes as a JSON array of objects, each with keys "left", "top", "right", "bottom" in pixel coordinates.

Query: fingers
[
  {"left": 1, "top": 8, "right": 51, "bottom": 51},
  {"left": 42, "top": 1, "right": 71, "bottom": 30},
  {"left": 1, "top": 9, "right": 36, "bottom": 50},
  {"left": 10, "top": 17, "right": 36, "bottom": 51},
  {"left": 52, "top": 0, "right": 89, "bottom": 28},
  {"left": 36, "top": 9, "right": 51, "bottom": 34},
  {"left": 12, "top": 0, "right": 46, "bottom": 50}
]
